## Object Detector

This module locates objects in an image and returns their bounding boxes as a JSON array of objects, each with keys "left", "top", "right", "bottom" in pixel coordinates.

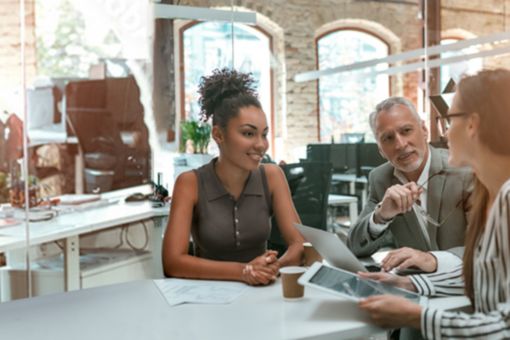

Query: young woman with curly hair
[{"left": 162, "top": 68, "right": 304, "bottom": 285}]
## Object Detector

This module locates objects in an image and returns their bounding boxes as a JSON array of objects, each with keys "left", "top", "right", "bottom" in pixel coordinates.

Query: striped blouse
[{"left": 410, "top": 178, "right": 510, "bottom": 339}]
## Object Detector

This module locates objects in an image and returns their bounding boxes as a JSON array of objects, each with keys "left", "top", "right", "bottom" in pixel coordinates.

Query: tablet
[{"left": 298, "top": 262, "right": 423, "bottom": 303}]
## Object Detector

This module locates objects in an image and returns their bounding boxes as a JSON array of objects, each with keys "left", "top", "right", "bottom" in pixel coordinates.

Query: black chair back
[{"left": 268, "top": 161, "right": 333, "bottom": 254}]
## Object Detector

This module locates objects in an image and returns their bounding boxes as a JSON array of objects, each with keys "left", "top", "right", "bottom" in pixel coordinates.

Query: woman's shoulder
[
  {"left": 492, "top": 179, "right": 510, "bottom": 220},
  {"left": 176, "top": 169, "right": 198, "bottom": 182},
  {"left": 260, "top": 163, "right": 284, "bottom": 178},
  {"left": 502, "top": 178, "right": 510, "bottom": 194},
  {"left": 497, "top": 178, "right": 510, "bottom": 202},
  {"left": 259, "top": 163, "right": 286, "bottom": 189},
  {"left": 173, "top": 170, "right": 198, "bottom": 198},
  {"left": 496, "top": 179, "right": 510, "bottom": 210}
]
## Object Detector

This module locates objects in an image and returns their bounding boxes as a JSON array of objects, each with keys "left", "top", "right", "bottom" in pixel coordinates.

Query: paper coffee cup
[
  {"left": 303, "top": 242, "right": 322, "bottom": 267},
  {"left": 279, "top": 266, "right": 306, "bottom": 299}
]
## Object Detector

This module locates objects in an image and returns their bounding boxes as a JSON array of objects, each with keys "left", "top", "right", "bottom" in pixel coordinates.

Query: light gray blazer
[{"left": 347, "top": 147, "right": 472, "bottom": 258}]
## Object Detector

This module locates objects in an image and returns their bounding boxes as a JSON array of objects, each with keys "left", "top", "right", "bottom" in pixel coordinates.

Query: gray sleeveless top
[{"left": 191, "top": 158, "right": 272, "bottom": 262}]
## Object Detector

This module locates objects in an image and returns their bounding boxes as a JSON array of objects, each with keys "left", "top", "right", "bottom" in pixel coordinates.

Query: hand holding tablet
[
  {"left": 357, "top": 270, "right": 417, "bottom": 292},
  {"left": 298, "top": 262, "right": 423, "bottom": 304}
]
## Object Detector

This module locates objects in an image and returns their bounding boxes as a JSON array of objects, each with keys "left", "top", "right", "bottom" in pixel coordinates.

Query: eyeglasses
[
  {"left": 410, "top": 169, "right": 467, "bottom": 227},
  {"left": 414, "top": 197, "right": 466, "bottom": 227},
  {"left": 411, "top": 170, "right": 445, "bottom": 227},
  {"left": 436, "top": 112, "right": 471, "bottom": 137},
  {"left": 417, "top": 169, "right": 446, "bottom": 191}
]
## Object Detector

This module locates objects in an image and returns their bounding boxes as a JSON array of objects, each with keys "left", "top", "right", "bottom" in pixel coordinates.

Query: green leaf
[{"left": 180, "top": 120, "right": 211, "bottom": 154}]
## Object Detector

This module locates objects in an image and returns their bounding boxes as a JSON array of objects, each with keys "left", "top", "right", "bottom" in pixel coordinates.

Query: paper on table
[
  {"left": 0, "top": 218, "right": 20, "bottom": 228},
  {"left": 154, "top": 278, "right": 248, "bottom": 306}
]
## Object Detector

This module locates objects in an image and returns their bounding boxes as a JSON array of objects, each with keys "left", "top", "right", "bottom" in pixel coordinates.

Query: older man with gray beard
[{"left": 347, "top": 97, "right": 471, "bottom": 274}]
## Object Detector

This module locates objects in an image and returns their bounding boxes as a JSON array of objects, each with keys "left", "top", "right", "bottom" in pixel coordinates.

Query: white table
[
  {"left": 0, "top": 278, "right": 382, "bottom": 340},
  {"left": 0, "top": 186, "right": 169, "bottom": 293},
  {"left": 328, "top": 194, "right": 358, "bottom": 226},
  {"left": 0, "top": 277, "right": 471, "bottom": 340}
]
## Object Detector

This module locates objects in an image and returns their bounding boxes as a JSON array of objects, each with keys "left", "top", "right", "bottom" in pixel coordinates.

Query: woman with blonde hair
[{"left": 358, "top": 69, "right": 510, "bottom": 338}]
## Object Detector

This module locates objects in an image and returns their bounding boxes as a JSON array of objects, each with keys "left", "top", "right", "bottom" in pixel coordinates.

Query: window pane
[
  {"left": 183, "top": 22, "right": 271, "bottom": 125},
  {"left": 440, "top": 38, "right": 483, "bottom": 91},
  {"left": 317, "top": 30, "right": 389, "bottom": 142}
]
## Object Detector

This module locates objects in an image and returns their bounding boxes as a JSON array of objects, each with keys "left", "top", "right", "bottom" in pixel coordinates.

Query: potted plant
[{"left": 180, "top": 120, "right": 211, "bottom": 154}]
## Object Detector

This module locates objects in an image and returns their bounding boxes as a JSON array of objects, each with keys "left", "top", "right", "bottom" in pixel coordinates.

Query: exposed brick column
[{"left": 0, "top": 0, "right": 37, "bottom": 112}]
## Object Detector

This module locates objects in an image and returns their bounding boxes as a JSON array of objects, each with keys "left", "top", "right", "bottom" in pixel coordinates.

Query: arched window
[
  {"left": 317, "top": 29, "right": 390, "bottom": 142},
  {"left": 440, "top": 38, "right": 483, "bottom": 91},
  {"left": 180, "top": 21, "right": 273, "bottom": 148}
]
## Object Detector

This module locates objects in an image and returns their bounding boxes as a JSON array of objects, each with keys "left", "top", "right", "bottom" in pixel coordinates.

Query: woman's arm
[
  {"left": 360, "top": 290, "right": 510, "bottom": 339},
  {"left": 264, "top": 164, "right": 304, "bottom": 267},
  {"left": 409, "top": 265, "right": 465, "bottom": 296},
  {"left": 421, "top": 305, "right": 510, "bottom": 339},
  {"left": 162, "top": 172, "right": 276, "bottom": 284},
  {"left": 419, "top": 187, "right": 510, "bottom": 339},
  {"left": 358, "top": 295, "right": 421, "bottom": 329},
  {"left": 358, "top": 265, "right": 465, "bottom": 297}
]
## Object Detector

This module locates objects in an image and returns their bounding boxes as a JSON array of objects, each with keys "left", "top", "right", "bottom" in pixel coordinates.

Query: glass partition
[
  {"left": 0, "top": 0, "right": 158, "bottom": 302},
  {"left": 0, "top": 0, "right": 32, "bottom": 302},
  {"left": 2, "top": 0, "right": 510, "bottom": 303},
  {"left": 32, "top": 0, "right": 150, "bottom": 195},
  {"left": 1, "top": 0, "right": 259, "bottom": 303}
]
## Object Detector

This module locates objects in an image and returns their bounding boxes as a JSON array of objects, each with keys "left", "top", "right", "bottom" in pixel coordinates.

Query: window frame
[
  {"left": 314, "top": 27, "right": 392, "bottom": 142},
  {"left": 178, "top": 20, "right": 275, "bottom": 155}
]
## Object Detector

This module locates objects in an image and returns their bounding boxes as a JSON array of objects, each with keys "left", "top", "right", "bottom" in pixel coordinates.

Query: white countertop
[{"left": 0, "top": 185, "right": 169, "bottom": 253}]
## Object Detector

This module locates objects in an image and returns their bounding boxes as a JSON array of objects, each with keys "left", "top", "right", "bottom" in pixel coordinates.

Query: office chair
[
  {"left": 65, "top": 77, "right": 150, "bottom": 192},
  {"left": 66, "top": 109, "right": 119, "bottom": 192},
  {"left": 267, "top": 161, "right": 333, "bottom": 255},
  {"left": 306, "top": 144, "right": 331, "bottom": 163},
  {"left": 356, "top": 143, "right": 386, "bottom": 178}
]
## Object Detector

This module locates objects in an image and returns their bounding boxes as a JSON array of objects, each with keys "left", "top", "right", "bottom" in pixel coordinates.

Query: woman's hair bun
[{"left": 198, "top": 68, "right": 257, "bottom": 122}]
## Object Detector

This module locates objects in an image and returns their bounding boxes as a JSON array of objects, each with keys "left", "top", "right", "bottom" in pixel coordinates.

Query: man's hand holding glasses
[
  {"left": 373, "top": 169, "right": 467, "bottom": 273},
  {"left": 374, "top": 181, "right": 442, "bottom": 273},
  {"left": 374, "top": 170, "right": 448, "bottom": 225},
  {"left": 374, "top": 181, "right": 423, "bottom": 224}
]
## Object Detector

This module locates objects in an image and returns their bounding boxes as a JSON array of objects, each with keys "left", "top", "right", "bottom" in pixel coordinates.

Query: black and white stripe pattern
[
  {"left": 419, "top": 179, "right": 510, "bottom": 339},
  {"left": 411, "top": 266, "right": 465, "bottom": 297}
]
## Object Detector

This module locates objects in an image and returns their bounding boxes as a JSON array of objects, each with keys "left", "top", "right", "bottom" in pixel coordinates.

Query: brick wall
[
  {"left": 0, "top": 0, "right": 36, "bottom": 114},
  {"left": 1, "top": 1, "right": 508, "bottom": 161},
  {"left": 177, "top": 0, "right": 510, "bottom": 161}
]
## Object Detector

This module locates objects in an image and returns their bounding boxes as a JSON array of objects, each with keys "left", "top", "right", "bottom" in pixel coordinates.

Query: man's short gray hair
[{"left": 369, "top": 97, "right": 421, "bottom": 137}]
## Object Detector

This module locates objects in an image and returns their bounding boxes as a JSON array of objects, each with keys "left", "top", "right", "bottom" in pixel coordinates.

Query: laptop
[{"left": 295, "top": 223, "right": 380, "bottom": 273}]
